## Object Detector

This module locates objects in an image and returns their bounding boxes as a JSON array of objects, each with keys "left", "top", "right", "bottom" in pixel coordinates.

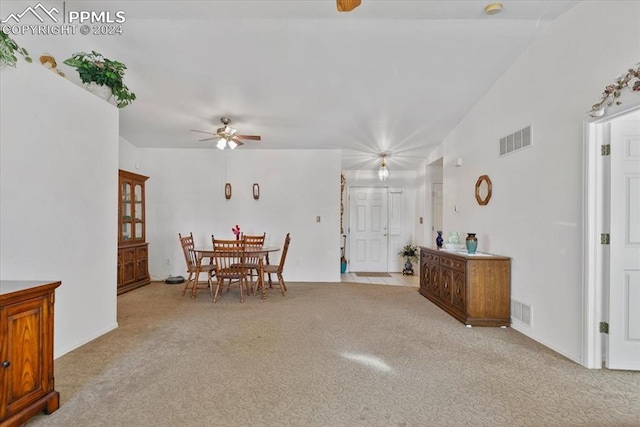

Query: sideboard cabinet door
[{"left": 0, "top": 281, "right": 60, "bottom": 426}]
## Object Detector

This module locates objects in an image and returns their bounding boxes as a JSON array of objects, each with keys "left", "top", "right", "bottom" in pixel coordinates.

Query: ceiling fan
[
  {"left": 191, "top": 117, "right": 261, "bottom": 150},
  {"left": 337, "top": 0, "right": 361, "bottom": 12}
]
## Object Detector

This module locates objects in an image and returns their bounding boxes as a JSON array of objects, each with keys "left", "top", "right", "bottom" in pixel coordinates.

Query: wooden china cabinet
[{"left": 117, "top": 170, "right": 150, "bottom": 295}]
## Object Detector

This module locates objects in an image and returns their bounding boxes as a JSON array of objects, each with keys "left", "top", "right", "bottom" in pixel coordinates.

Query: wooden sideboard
[
  {"left": 0, "top": 280, "right": 61, "bottom": 426},
  {"left": 419, "top": 247, "right": 511, "bottom": 326}
]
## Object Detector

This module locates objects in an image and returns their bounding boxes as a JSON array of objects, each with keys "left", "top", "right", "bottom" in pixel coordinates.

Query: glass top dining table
[{"left": 190, "top": 246, "right": 281, "bottom": 299}]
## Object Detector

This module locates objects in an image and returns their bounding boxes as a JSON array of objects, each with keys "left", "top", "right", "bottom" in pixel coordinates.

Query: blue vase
[
  {"left": 466, "top": 233, "right": 478, "bottom": 254},
  {"left": 436, "top": 231, "right": 443, "bottom": 248}
]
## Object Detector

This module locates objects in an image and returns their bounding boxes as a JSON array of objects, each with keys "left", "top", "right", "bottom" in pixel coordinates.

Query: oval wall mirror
[{"left": 475, "top": 175, "right": 492, "bottom": 205}]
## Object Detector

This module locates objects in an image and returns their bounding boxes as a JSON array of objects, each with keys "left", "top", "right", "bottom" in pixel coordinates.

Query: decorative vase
[
  {"left": 236, "top": 234, "right": 240, "bottom": 240},
  {"left": 403, "top": 260, "right": 414, "bottom": 276},
  {"left": 448, "top": 232, "right": 460, "bottom": 244},
  {"left": 466, "top": 233, "right": 478, "bottom": 254},
  {"left": 436, "top": 231, "right": 443, "bottom": 248},
  {"left": 83, "top": 82, "right": 113, "bottom": 102}
]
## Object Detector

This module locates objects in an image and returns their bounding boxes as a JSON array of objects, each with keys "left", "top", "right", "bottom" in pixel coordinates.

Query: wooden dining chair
[
  {"left": 241, "top": 232, "right": 265, "bottom": 287},
  {"left": 210, "top": 236, "right": 250, "bottom": 303},
  {"left": 259, "top": 233, "right": 291, "bottom": 296},
  {"left": 178, "top": 232, "right": 215, "bottom": 298}
]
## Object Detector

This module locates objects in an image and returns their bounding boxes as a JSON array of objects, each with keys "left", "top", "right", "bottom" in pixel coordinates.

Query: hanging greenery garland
[
  {"left": 589, "top": 62, "right": 640, "bottom": 117},
  {"left": 0, "top": 32, "right": 32, "bottom": 68}
]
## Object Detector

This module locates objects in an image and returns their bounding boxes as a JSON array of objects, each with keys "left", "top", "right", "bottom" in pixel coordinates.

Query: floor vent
[
  {"left": 500, "top": 125, "right": 532, "bottom": 156},
  {"left": 511, "top": 299, "right": 532, "bottom": 326}
]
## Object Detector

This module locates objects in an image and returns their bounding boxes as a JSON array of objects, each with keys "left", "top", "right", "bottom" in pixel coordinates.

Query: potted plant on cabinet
[
  {"left": 0, "top": 32, "right": 32, "bottom": 68},
  {"left": 399, "top": 242, "right": 419, "bottom": 275},
  {"left": 63, "top": 51, "right": 136, "bottom": 108}
]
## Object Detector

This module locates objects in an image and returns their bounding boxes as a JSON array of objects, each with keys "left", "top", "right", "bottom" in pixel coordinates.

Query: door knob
[{"left": 1, "top": 361, "right": 10, "bottom": 368}]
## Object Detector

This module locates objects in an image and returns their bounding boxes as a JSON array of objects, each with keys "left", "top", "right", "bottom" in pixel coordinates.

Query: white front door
[
  {"left": 348, "top": 187, "right": 388, "bottom": 272},
  {"left": 606, "top": 119, "right": 640, "bottom": 370}
]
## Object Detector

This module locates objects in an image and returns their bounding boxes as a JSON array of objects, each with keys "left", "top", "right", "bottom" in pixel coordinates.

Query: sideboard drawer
[
  {"left": 441, "top": 256, "right": 465, "bottom": 272},
  {"left": 423, "top": 252, "right": 440, "bottom": 264}
]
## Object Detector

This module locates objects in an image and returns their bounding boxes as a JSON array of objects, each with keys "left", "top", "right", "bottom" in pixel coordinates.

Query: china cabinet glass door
[
  {"left": 121, "top": 182, "right": 132, "bottom": 241},
  {"left": 134, "top": 184, "right": 144, "bottom": 240}
]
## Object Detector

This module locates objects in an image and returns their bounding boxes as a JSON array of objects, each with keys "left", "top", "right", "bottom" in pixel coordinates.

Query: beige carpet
[{"left": 26, "top": 282, "right": 640, "bottom": 427}]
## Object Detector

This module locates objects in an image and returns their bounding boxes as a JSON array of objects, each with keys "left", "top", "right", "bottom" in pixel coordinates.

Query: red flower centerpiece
[{"left": 232, "top": 225, "right": 241, "bottom": 240}]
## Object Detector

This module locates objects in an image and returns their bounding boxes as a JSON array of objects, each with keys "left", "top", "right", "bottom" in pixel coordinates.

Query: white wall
[
  {"left": 342, "top": 169, "right": 417, "bottom": 271},
  {"left": 430, "top": 1, "right": 640, "bottom": 364},
  {"left": 121, "top": 146, "right": 342, "bottom": 282},
  {"left": 0, "top": 62, "right": 119, "bottom": 357}
]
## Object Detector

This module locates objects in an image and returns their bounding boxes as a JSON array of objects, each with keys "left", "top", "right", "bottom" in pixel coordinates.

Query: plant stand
[{"left": 402, "top": 259, "right": 414, "bottom": 275}]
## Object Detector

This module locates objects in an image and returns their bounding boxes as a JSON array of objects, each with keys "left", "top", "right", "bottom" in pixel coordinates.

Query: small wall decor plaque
[
  {"left": 253, "top": 183, "right": 260, "bottom": 200},
  {"left": 225, "top": 183, "right": 232, "bottom": 199}
]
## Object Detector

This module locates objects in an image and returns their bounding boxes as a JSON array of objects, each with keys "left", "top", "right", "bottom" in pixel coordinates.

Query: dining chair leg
[
  {"left": 277, "top": 273, "right": 286, "bottom": 295},
  {"left": 213, "top": 278, "right": 224, "bottom": 303},
  {"left": 246, "top": 277, "right": 252, "bottom": 296},
  {"left": 239, "top": 278, "right": 245, "bottom": 303},
  {"left": 182, "top": 272, "right": 194, "bottom": 296}
]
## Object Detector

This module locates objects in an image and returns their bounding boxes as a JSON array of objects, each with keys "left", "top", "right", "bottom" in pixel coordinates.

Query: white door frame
[
  {"left": 583, "top": 98, "right": 640, "bottom": 369},
  {"left": 431, "top": 183, "right": 443, "bottom": 245}
]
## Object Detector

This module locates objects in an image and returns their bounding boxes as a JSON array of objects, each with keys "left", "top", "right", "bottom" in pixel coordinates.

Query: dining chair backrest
[
  {"left": 212, "top": 237, "right": 247, "bottom": 278},
  {"left": 277, "top": 233, "right": 291, "bottom": 271},
  {"left": 242, "top": 232, "right": 266, "bottom": 248},
  {"left": 179, "top": 232, "right": 197, "bottom": 271}
]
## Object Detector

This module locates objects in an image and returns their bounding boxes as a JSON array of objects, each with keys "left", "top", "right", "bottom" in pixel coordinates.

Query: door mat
[{"left": 355, "top": 272, "right": 392, "bottom": 278}]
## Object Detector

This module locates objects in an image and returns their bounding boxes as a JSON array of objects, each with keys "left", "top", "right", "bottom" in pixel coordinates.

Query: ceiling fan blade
[
  {"left": 236, "top": 135, "right": 261, "bottom": 141},
  {"left": 230, "top": 138, "right": 245, "bottom": 146},
  {"left": 190, "top": 129, "right": 216, "bottom": 135},
  {"left": 337, "top": 0, "right": 361, "bottom": 12},
  {"left": 199, "top": 137, "right": 217, "bottom": 142}
]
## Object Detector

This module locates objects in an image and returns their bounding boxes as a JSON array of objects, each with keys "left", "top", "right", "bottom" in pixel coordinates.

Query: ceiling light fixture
[
  {"left": 216, "top": 137, "right": 237, "bottom": 150},
  {"left": 484, "top": 3, "right": 503, "bottom": 15},
  {"left": 378, "top": 154, "right": 389, "bottom": 181}
]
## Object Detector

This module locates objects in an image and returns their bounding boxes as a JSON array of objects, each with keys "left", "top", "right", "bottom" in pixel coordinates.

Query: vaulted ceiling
[{"left": 3, "top": 0, "right": 579, "bottom": 170}]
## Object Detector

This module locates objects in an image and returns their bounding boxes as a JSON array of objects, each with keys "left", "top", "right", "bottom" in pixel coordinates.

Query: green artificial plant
[
  {"left": 0, "top": 32, "right": 32, "bottom": 68},
  {"left": 63, "top": 51, "right": 136, "bottom": 108},
  {"left": 399, "top": 242, "right": 419, "bottom": 263}
]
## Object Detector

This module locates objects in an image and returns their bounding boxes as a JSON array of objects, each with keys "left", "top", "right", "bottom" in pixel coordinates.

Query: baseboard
[
  {"left": 510, "top": 320, "right": 586, "bottom": 368},
  {"left": 54, "top": 321, "right": 118, "bottom": 359}
]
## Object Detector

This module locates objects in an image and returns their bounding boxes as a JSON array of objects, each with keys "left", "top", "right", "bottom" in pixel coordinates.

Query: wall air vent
[
  {"left": 500, "top": 126, "right": 532, "bottom": 156},
  {"left": 511, "top": 299, "right": 532, "bottom": 326}
]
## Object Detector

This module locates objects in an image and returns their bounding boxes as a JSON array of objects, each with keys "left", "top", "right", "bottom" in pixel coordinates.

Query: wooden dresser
[
  {"left": 419, "top": 247, "right": 511, "bottom": 326},
  {"left": 0, "top": 280, "right": 60, "bottom": 426}
]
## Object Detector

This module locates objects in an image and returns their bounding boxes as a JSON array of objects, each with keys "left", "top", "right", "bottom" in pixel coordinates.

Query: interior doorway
[
  {"left": 431, "top": 183, "right": 443, "bottom": 245},
  {"left": 585, "top": 102, "right": 640, "bottom": 371}
]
